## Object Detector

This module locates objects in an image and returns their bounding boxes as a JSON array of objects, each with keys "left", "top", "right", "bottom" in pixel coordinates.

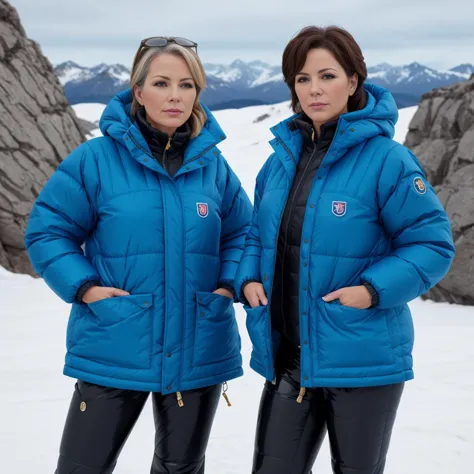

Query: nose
[
  {"left": 310, "top": 79, "right": 323, "bottom": 96},
  {"left": 168, "top": 85, "right": 182, "bottom": 103}
]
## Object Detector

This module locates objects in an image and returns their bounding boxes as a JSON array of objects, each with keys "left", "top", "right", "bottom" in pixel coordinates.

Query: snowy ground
[
  {"left": 1, "top": 102, "right": 472, "bottom": 473},
  {"left": 72, "top": 102, "right": 106, "bottom": 123}
]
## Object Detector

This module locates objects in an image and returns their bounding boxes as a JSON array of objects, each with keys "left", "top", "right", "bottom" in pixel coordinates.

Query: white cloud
[{"left": 9, "top": 0, "right": 474, "bottom": 69}]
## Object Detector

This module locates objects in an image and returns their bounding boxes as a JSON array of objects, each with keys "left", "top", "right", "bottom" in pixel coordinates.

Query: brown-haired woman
[
  {"left": 24, "top": 37, "right": 252, "bottom": 473},
  {"left": 235, "top": 26, "right": 454, "bottom": 473}
]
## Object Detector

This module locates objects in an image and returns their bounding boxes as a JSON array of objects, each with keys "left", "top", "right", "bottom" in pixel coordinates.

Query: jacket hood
[
  {"left": 99, "top": 89, "right": 226, "bottom": 162},
  {"left": 270, "top": 84, "right": 398, "bottom": 162}
]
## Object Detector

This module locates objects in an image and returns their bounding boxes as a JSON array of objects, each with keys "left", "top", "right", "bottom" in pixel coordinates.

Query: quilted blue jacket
[
  {"left": 24, "top": 90, "right": 253, "bottom": 393},
  {"left": 235, "top": 84, "right": 455, "bottom": 388}
]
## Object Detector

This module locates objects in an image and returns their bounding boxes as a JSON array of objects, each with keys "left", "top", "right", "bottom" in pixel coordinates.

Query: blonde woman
[{"left": 25, "top": 37, "right": 252, "bottom": 474}]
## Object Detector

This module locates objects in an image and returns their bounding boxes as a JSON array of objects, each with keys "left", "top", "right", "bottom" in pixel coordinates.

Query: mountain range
[{"left": 55, "top": 60, "right": 474, "bottom": 110}]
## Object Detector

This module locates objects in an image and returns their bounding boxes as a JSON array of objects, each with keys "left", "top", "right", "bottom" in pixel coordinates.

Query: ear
[
  {"left": 349, "top": 73, "right": 358, "bottom": 96},
  {"left": 133, "top": 84, "right": 143, "bottom": 106}
]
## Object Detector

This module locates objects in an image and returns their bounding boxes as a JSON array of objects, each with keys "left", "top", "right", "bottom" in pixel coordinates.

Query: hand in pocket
[
  {"left": 82, "top": 286, "right": 130, "bottom": 304},
  {"left": 243, "top": 282, "right": 268, "bottom": 308},
  {"left": 213, "top": 288, "right": 234, "bottom": 300},
  {"left": 322, "top": 285, "right": 371, "bottom": 309}
]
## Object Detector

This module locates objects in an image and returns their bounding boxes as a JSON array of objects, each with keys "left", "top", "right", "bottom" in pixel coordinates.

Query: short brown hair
[{"left": 282, "top": 26, "right": 368, "bottom": 113}]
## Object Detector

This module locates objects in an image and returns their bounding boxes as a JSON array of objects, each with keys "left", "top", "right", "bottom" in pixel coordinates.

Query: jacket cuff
[
  {"left": 362, "top": 281, "right": 380, "bottom": 307},
  {"left": 75, "top": 280, "right": 101, "bottom": 304},
  {"left": 216, "top": 280, "right": 237, "bottom": 302}
]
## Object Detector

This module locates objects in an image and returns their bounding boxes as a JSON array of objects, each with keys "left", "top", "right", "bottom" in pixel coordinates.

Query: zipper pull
[
  {"left": 176, "top": 391, "right": 184, "bottom": 407},
  {"left": 296, "top": 387, "right": 306, "bottom": 404},
  {"left": 222, "top": 382, "right": 232, "bottom": 407},
  {"left": 162, "top": 137, "right": 172, "bottom": 172}
]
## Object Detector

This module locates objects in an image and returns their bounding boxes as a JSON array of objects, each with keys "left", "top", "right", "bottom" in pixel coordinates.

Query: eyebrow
[
  {"left": 152, "top": 75, "right": 194, "bottom": 81},
  {"left": 296, "top": 68, "right": 337, "bottom": 75}
]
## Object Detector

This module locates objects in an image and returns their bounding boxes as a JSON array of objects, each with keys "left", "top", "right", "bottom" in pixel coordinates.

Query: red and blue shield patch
[
  {"left": 197, "top": 202, "right": 209, "bottom": 218},
  {"left": 332, "top": 201, "right": 347, "bottom": 217},
  {"left": 413, "top": 177, "right": 427, "bottom": 195}
]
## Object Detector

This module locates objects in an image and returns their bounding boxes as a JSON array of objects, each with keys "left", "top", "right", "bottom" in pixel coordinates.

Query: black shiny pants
[
  {"left": 55, "top": 381, "right": 221, "bottom": 474},
  {"left": 252, "top": 343, "right": 404, "bottom": 474}
]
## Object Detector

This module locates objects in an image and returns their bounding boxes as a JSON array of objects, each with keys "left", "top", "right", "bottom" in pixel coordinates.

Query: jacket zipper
[{"left": 162, "top": 137, "right": 172, "bottom": 174}]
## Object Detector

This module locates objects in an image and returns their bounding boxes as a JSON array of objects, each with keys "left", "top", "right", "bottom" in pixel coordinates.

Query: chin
[
  {"left": 304, "top": 110, "right": 332, "bottom": 122},
  {"left": 161, "top": 118, "right": 187, "bottom": 128},
  {"left": 169, "top": 117, "right": 186, "bottom": 124},
  {"left": 165, "top": 113, "right": 192, "bottom": 124},
  {"left": 304, "top": 107, "right": 343, "bottom": 125}
]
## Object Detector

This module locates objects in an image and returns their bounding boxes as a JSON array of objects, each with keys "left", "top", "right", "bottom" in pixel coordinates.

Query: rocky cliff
[
  {"left": 405, "top": 74, "right": 474, "bottom": 304},
  {"left": 0, "top": 0, "right": 85, "bottom": 274}
]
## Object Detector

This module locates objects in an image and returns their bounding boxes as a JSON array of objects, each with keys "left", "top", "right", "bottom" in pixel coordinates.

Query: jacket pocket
[
  {"left": 244, "top": 304, "right": 270, "bottom": 368},
  {"left": 71, "top": 294, "right": 154, "bottom": 370},
  {"left": 66, "top": 303, "right": 82, "bottom": 351},
  {"left": 313, "top": 299, "right": 395, "bottom": 369},
  {"left": 193, "top": 291, "right": 241, "bottom": 366}
]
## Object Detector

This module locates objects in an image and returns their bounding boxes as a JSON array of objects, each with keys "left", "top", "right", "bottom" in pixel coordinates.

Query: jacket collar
[
  {"left": 99, "top": 89, "right": 227, "bottom": 175},
  {"left": 269, "top": 84, "right": 398, "bottom": 168},
  {"left": 135, "top": 106, "right": 191, "bottom": 157}
]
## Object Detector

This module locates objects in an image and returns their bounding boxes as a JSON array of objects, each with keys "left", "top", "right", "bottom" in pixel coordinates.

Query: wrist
[
  {"left": 76, "top": 280, "right": 101, "bottom": 304},
  {"left": 362, "top": 282, "right": 379, "bottom": 307},
  {"left": 217, "top": 281, "right": 236, "bottom": 298}
]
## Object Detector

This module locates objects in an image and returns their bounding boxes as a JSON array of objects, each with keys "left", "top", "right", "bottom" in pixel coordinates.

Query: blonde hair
[{"left": 130, "top": 44, "right": 207, "bottom": 138}]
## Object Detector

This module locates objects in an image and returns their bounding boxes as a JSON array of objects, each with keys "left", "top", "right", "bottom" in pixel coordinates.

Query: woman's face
[
  {"left": 134, "top": 53, "right": 197, "bottom": 136},
  {"left": 294, "top": 48, "right": 358, "bottom": 133}
]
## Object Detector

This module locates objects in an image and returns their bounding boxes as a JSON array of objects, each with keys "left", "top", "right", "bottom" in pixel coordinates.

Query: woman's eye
[
  {"left": 322, "top": 74, "right": 335, "bottom": 80},
  {"left": 296, "top": 76, "right": 309, "bottom": 83},
  {"left": 154, "top": 81, "right": 167, "bottom": 87},
  {"left": 181, "top": 83, "right": 194, "bottom": 89}
]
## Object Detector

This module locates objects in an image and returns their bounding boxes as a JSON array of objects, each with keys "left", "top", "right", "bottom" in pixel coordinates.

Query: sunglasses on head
[{"left": 132, "top": 36, "right": 198, "bottom": 70}]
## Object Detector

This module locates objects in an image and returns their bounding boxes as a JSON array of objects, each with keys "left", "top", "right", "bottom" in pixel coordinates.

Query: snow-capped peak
[{"left": 448, "top": 63, "right": 474, "bottom": 77}]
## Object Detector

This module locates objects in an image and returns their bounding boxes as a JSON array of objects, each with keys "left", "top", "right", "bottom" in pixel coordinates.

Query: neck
[
  {"left": 146, "top": 113, "right": 176, "bottom": 137},
  {"left": 312, "top": 106, "right": 347, "bottom": 137},
  {"left": 313, "top": 123, "right": 322, "bottom": 138}
]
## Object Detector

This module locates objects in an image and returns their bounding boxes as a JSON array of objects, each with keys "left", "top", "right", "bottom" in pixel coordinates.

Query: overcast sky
[{"left": 10, "top": 0, "right": 474, "bottom": 70}]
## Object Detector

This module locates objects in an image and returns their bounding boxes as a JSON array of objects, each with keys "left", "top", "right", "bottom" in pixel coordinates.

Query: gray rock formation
[
  {"left": 77, "top": 117, "right": 98, "bottom": 136},
  {"left": 0, "top": 0, "right": 85, "bottom": 275},
  {"left": 405, "top": 75, "right": 474, "bottom": 304}
]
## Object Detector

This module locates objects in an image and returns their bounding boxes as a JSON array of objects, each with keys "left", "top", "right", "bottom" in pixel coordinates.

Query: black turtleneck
[
  {"left": 135, "top": 107, "right": 192, "bottom": 178},
  {"left": 271, "top": 115, "right": 338, "bottom": 347}
]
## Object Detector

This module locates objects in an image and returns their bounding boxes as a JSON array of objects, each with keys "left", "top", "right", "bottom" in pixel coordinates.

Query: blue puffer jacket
[
  {"left": 235, "top": 84, "right": 455, "bottom": 388},
  {"left": 24, "top": 90, "right": 253, "bottom": 394}
]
